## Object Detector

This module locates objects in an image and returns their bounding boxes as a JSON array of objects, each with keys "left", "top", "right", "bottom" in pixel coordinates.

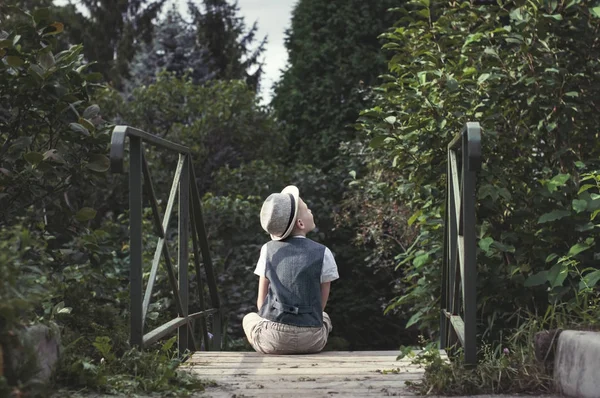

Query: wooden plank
[
  {"left": 191, "top": 350, "right": 404, "bottom": 357},
  {"left": 200, "top": 374, "right": 423, "bottom": 382},
  {"left": 181, "top": 350, "right": 439, "bottom": 398},
  {"left": 186, "top": 357, "right": 412, "bottom": 365},
  {"left": 187, "top": 362, "right": 423, "bottom": 369},
  {"left": 201, "top": 390, "right": 417, "bottom": 398},
  {"left": 201, "top": 386, "right": 417, "bottom": 398},
  {"left": 188, "top": 367, "right": 423, "bottom": 376}
]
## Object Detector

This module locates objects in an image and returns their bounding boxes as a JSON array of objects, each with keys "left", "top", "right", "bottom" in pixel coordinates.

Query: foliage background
[{"left": 2, "top": 0, "right": 600, "bottom": 395}]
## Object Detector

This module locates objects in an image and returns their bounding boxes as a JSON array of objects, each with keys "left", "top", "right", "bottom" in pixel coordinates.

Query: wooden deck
[{"left": 184, "top": 350, "right": 428, "bottom": 397}]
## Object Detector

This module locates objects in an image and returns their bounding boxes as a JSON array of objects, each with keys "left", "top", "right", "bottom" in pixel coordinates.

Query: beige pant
[{"left": 242, "top": 312, "right": 332, "bottom": 354}]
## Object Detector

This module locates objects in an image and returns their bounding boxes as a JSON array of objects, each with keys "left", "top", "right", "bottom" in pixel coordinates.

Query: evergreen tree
[
  {"left": 126, "top": 8, "right": 215, "bottom": 91},
  {"left": 271, "top": 0, "right": 399, "bottom": 168},
  {"left": 64, "top": 0, "right": 166, "bottom": 89},
  {"left": 188, "top": 0, "right": 266, "bottom": 91}
]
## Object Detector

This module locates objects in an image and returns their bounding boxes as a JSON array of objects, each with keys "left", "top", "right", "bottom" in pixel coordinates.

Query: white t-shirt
[{"left": 253, "top": 236, "right": 340, "bottom": 283}]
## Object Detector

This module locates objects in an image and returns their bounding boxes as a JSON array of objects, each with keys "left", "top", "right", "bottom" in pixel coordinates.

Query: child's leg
[
  {"left": 296, "top": 312, "right": 333, "bottom": 354},
  {"left": 242, "top": 312, "right": 266, "bottom": 353}
]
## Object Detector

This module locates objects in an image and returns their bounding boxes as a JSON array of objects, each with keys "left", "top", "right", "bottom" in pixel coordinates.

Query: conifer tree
[
  {"left": 66, "top": 0, "right": 166, "bottom": 89},
  {"left": 188, "top": 0, "right": 266, "bottom": 91},
  {"left": 271, "top": 0, "right": 399, "bottom": 168},
  {"left": 127, "top": 8, "right": 215, "bottom": 91}
]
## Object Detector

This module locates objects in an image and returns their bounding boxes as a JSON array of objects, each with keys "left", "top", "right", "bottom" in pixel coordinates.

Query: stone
[
  {"left": 6, "top": 323, "right": 61, "bottom": 384},
  {"left": 554, "top": 330, "right": 600, "bottom": 398},
  {"left": 534, "top": 329, "right": 562, "bottom": 363}
]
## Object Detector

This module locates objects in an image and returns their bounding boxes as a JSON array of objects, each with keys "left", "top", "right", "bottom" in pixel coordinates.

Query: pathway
[{"left": 185, "top": 350, "right": 427, "bottom": 397}]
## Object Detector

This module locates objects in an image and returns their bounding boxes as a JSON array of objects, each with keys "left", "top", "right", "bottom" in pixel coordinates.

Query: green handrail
[
  {"left": 440, "top": 122, "right": 481, "bottom": 366},
  {"left": 110, "top": 125, "right": 222, "bottom": 354}
]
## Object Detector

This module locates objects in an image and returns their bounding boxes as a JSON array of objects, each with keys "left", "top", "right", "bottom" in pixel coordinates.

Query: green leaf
[
  {"left": 591, "top": 7, "right": 600, "bottom": 18},
  {"left": 575, "top": 222, "right": 594, "bottom": 232},
  {"left": 578, "top": 184, "right": 595, "bottom": 194},
  {"left": 579, "top": 270, "right": 600, "bottom": 290},
  {"left": 524, "top": 271, "right": 548, "bottom": 287},
  {"left": 572, "top": 199, "right": 587, "bottom": 213},
  {"left": 86, "top": 154, "right": 110, "bottom": 173},
  {"left": 69, "top": 122, "right": 90, "bottom": 136},
  {"left": 37, "top": 51, "right": 55, "bottom": 70},
  {"left": 546, "top": 173, "right": 570, "bottom": 192},
  {"left": 478, "top": 184, "right": 498, "bottom": 201},
  {"left": 384, "top": 116, "right": 397, "bottom": 125},
  {"left": 478, "top": 73, "right": 490, "bottom": 84},
  {"left": 547, "top": 263, "right": 568, "bottom": 289},
  {"left": 78, "top": 117, "right": 95, "bottom": 132},
  {"left": 369, "top": 135, "right": 386, "bottom": 148},
  {"left": 408, "top": 210, "right": 422, "bottom": 226},
  {"left": 83, "top": 104, "right": 100, "bottom": 119},
  {"left": 24, "top": 152, "right": 44, "bottom": 165},
  {"left": 349, "top": 170, "right": 356, "bottom": 179},
  {"left": 568, "top": 242, "right": 591, "bottom": 256},
  {"left": 492, "top": 241, "right": 515, "bottom": 253},
  {"left": 478, "top": 237, "right": 494, "bottom": 254},
  {"left": 545, "top": 253, "right": 558, "bottom": 263},
  {"left": 405, "top": 309, "right": 424, "bottom": 328},
  {"left": 85, "top": 72, "right": 103, "bottom": 82},
  {"left": 5, "top": 56, "right": 24, "bottom": 67},
  {"left": 413, "top": 253, "right": 430, "bottom": 268},
  {"left": 538, "top": 210, "right": 571, "bottom": 223},
  {"left": 43, "top": 149, "right": 66, "bottom": 164},
  {"left": 543, "top": 13, "right": 563, "bottom": 20},
  {"left": 33, "top": 8, "right": 50, "bottom": 24},
  {"left": 76, "top": 207, "right": 97, "bottom": 222}
]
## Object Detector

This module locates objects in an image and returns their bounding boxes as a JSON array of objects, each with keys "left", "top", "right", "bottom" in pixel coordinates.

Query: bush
[{"left": 351, "top": 0, "right": 600, "bottom": 340}]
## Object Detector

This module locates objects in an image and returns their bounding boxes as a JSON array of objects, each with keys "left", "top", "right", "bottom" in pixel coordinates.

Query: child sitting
[{"left": 242, "top": 185, "right": 339, "bottom": 354}]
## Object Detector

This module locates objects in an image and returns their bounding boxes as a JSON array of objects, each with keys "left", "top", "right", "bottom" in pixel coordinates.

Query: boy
[{"left": 242, "top": 185, "right": 339, "bottom": 354}]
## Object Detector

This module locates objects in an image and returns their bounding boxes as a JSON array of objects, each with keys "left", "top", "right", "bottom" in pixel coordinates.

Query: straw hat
[{"left": 260, "top": 185, "right": 299, "bottom": 240}]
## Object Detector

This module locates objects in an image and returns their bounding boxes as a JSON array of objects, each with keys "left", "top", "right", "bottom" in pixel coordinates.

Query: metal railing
[
  {"left": 110, "top": 125, "right": 222, "bottom": 354},
  {"left": 440, "top": 122, "right": 481, "bottom": 366}
]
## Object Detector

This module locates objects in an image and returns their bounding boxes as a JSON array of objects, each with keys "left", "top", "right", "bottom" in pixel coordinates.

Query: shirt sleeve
[
  {"left": 321, "top": 247, "right": 339, "bottom": 283},
  {"left": 253, "top": 244, "right": 267, "bottom": 277}
]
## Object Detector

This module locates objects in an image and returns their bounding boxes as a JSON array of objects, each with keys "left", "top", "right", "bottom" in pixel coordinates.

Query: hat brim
[{"left": 270, "top": 185, "right": 300, "bottom": 240}]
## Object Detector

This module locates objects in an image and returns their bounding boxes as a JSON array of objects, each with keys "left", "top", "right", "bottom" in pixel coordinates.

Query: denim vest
[{"left": 258, "top": 238, "right": 325, "bottom": 327}]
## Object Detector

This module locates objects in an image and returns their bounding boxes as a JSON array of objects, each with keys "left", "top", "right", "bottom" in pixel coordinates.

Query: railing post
[
  {"left": 462, "top": 122, "right": 480, "bottom": 366},
  {"left": 129, "top": 136, "right": 144, "bottom": 348},
  {"left": 178, "top": 155, "right": 190, "bottom": 354},
  {"left": 441, "top": 122, "right": 481, "bottom": 367}
]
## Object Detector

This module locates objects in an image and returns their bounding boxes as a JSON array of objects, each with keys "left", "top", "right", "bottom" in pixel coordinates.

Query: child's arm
[
  {"left": 257, "top": 276, "right": 270, "bottom": 310},
  {"left": 321, "top": 282, "right": 331, "bottom": 310}
]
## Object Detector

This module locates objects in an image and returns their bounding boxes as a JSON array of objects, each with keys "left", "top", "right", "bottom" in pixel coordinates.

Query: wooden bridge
[
  {"left": 109, "top": 124, "right": 480, "bottom": 396},
  {"left": 184, "top": 350, "right": 428, "bottom": 397}
]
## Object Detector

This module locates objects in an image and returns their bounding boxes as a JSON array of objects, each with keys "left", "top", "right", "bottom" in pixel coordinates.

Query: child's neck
[{"left": 290, "top": 229, "right": 307, "bottom": 238}]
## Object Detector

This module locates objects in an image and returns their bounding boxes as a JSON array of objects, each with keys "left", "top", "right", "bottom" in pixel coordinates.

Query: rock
[
  {"left": 534, "top": 329, "right": 562, "bottom": 364},
  {"left": 554, "top": 330, "right": 600, "bottom": 398},
  {"left": 5, "top": 323, "right": 61, "bottom": 384}
]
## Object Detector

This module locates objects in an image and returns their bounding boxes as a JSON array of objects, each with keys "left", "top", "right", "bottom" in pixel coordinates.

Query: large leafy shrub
[
  {"left": 0, "top": 8, "right": 112, "bottom": 230},
  {"left": 351, "top": 0, "right": 600, "bottom": 337}
]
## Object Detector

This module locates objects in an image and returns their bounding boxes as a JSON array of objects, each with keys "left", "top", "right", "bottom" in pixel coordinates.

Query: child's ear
[{"left": 297, "top": 218, "right": 304, "bottom": 229}]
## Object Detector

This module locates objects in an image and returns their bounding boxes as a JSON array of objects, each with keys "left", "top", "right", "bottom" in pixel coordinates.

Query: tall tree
[
  {"left": 188, "top": 0, "right": 266, "bottom": 91},
  {"left": 61, "top": 0, "right": 166, "bottom": 89},
  {"left": 126, "top": 8, "right": 215, "bottom": 91},
  {"left": 271, "top": 0, "right": 399, "bottom": 169}
]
